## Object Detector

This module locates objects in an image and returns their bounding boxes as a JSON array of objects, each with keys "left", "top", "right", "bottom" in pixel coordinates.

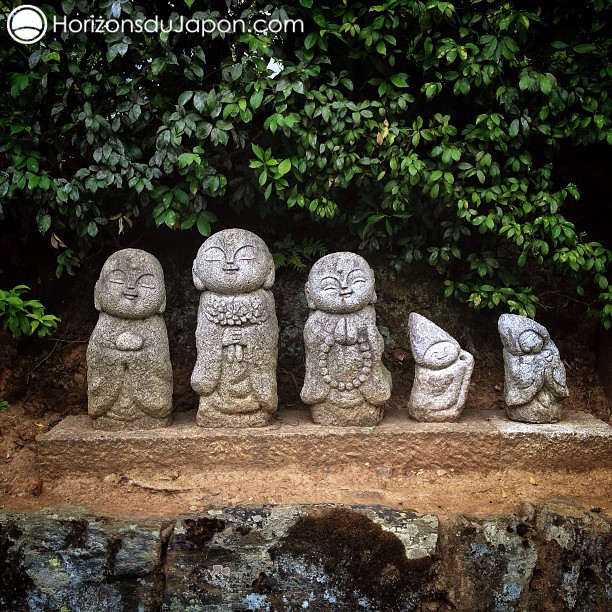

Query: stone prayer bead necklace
[{"left": 318, "top": 334, "right": 372, "bottom": 391}]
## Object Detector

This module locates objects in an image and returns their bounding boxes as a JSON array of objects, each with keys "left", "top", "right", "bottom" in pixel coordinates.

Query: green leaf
[
  {"left": 196, "top": 212, "right": 212, "bottom": 236},
  {"left": 278, "top": 159, "right": 292, "bottom": 176},
  {"left": 304, "top": 33, "right": 317, "bottom": 50},
  {"left": 193, "top": 92, "right": 207, "bottom": 113},
  {"left": 27, "top": 158, "right": 39, "bottom": 173},
  {"left": 540, "top": 75, "right": 553, "bottom": 95},
  {"left": 389, "top": 73, "right": 409, "bottom": 88},
  {"left": 574, "top": 44, "right": 596, "bottom": 53},
  {"left": 181, "top": 214, "right": 197, "bottom": 229},
  {"left": 250, "top": 89, "right": 264, "bottom": 109},
  {"left": 178, "top": 90, "right": 193, "bottom": 106},
  {"left": 174, "top": 189, "right": 189, "bottom": 205},
  {"left": 38, "top": 214, "right": 51, "bottom": 234},
  {"left": 87, "top": 221, "right": 98, "bottom": 237},
  {"left": 519, "top": 73, "right": 531, "bottom": 91}
]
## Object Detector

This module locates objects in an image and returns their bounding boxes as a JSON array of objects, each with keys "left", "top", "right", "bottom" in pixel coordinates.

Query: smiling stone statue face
[
  {"left": 422, "top": 341, "right": 461, "bottom": 370},
  {"left": 306, "top": 252, "right": 376, "bottom": 314},
  {"left": 192, "top": 229, "right": 275, "bottom": 295},
  {"left": 94, "top": 249, "right": 166, "bottom": 319}
]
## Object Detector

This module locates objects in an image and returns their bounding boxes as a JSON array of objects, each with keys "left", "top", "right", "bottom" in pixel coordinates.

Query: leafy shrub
[
  {"left": 0, "top": 286, "right": 60, "bottom": 338},
  {"left": 0, "top": 0, "right": 611, "bottom": 325},
  {"left": 272, "top": 234, "right": 327, "bottom": 270}
]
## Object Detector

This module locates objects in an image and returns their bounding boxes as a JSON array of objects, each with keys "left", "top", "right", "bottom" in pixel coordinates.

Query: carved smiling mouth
[{"left": 223, "top": 266, "right": 239, "bottom": 274}]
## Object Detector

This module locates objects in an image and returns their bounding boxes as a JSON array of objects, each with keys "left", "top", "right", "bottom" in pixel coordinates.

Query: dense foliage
[
  {"left": 1, "top": 0, "right": 611, "bottom": 325},
  {"left": 0, "top": 285, "right": 60, "bottom": 337}
]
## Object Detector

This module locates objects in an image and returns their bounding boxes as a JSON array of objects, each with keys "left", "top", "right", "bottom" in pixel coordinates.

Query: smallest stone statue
[
  {"left": 498, "top": 313, "right": 569, "bottom": 423},
  {"left": 407, "top": 313, "right": 474, "bottom": 422},
  {"left": 87, "top": 249, "right": 173, "bottom": 430},
  {"left": 301, "top": 252, "right": 392, "bottom": 426}
]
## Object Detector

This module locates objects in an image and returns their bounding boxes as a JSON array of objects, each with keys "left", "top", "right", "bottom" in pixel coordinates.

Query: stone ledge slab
[
  {"left": 488, "top": 411, "right": 612, "bottom": 470},
  {"left": 37, "top": 409, "right": 612, "bottom": 480}
]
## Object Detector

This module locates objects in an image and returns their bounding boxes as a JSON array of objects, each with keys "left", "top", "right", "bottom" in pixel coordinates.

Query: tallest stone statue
[{"left": 191, "top": 229, "right": 279, "bottom": 427}]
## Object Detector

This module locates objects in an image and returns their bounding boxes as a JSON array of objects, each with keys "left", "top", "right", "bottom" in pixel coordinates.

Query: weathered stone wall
[{"left": 1, "top": 502, "right": 610, "bottom": 611}]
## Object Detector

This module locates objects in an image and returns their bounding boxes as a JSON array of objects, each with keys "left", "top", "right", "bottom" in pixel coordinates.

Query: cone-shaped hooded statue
[
  {"left": 86, "top": 249, "right": 173, "bottom": 430},
  {"left": 498, "top": 313, "right": 568, "bottom": 423},
  {"left": 407, "top": 312, "right": 474, "bottom": 422}
]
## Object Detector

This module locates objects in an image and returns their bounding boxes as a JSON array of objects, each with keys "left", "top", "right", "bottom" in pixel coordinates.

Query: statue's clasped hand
[
  {"left": 115, "top": 331, "right": 144, "bottom": 351},
  {"left": 222, "top": 328, "right": 245, "bottom": 362}
]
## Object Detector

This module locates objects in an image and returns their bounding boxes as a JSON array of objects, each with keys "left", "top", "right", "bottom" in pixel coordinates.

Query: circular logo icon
[{"left": 7, "top": 5, "right": 47, "bottom": 44}]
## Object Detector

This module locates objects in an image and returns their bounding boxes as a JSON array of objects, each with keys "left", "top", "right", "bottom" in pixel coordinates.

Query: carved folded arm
[
  {"left": 301, "top": 316, "right": 331, "bottom": 405},
  {"left": 191, "top": 302, "right": 223, "bottom": 396}
]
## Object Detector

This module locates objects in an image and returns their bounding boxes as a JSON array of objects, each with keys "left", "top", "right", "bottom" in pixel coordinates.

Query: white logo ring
[{"left": 7, "top": 5, "right": 48, "bottom": 45}]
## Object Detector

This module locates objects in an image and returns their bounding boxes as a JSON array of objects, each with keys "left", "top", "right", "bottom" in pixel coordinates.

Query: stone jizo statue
[
  {"left": 407, "top": 313, "right": 474, "bottom": 422},
  {"left": 191, "top": 229, "right": 278, "bottom": 427},
  {"left": 498, "top": 313, "right": 569, "bottom": 423},
  {"left": 301, "top": 252, "right": 392, "bottom": 426},
  {"left": 87, "top": 249, "right": 173, "bottom": 430}
]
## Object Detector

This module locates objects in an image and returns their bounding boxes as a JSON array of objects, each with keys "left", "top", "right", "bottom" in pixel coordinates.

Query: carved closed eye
[
  {"left": 203, "top": 246, "right": 225, "bottom": 262},
  {"left": 137, "top": 274, "right": 157, "bottom": 290},
  {"left": 109, "top": 270, "right": 127, "bottom": 284},
  {"left": 320, "top": 277, "right": 340, "bottom": 292},
  {"left": 347, "top": 269, "right": 367, "bottom": 286},
  {"left": 235, "top": 245, "right": 255, "bottom": 261}
]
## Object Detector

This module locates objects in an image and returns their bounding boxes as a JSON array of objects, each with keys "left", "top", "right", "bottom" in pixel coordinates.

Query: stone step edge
[{"left": 37, "top": 409, "right": 612, "bottom": 478}]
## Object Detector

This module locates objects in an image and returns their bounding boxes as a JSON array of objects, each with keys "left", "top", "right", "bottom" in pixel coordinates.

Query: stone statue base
[
  {"left": 408, "top": 405, "right": 463, "bottom": 423},
  {"left": 309, "top": 402, "right": 383, "bottom": 427},
  {"left": 196, "top": 400, "right": 273, "bottom": 428},
  {"left": 505, "top": 403, "right": 562, "bottom": 424},
  {"left": 91, "top": 415, "right": 172, "bottom": 431}
]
